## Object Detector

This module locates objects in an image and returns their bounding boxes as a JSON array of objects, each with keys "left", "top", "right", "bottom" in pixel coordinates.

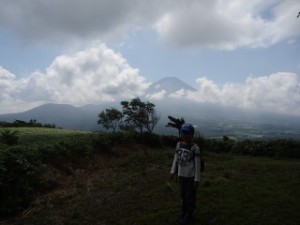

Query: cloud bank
[
  {"left": 195, "top": 73, "right": 300, "bottom": 115},
  {"left": 1, "top": 41, "right": 299, "bottom": 116},
  {"left": 155, "top": 0, "right": 300, "bottom": 49},
  {"left": 0, "top": 0, "right": 167, "bottom": 44},
  {"left": 147, "top": 72, "right": 300, "bottom": 116},
  {"left": 0, "top": 43, "right": 149, "bottom": 113},
  {"left": 0, "top": 0, "right": 299, "bottom": 49}
]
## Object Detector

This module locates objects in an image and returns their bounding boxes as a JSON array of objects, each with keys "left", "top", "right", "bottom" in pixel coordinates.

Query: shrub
[
  {"left": 92, "top": 134, "right": 113, "bottom": 154},
  {"left": 271, "top": 139, "right": 300, "bottom": 159},
  {"left": 0, "top": 129, "right": 19, "bottom": 145},
  {"left": 38, "top": 139, "right": 93, "bottom": 166},
  {"left": 0, "top": 146, "right": 43, "bottom": 218},
  {"left": 203, "top": 138, "right": 234, "bottom": 153},
  {"left": 161, "top": 135, "right": 179, "bottom": 148},
  {"left": 230, "top": 139, "right": 300, "bottom": 158},
  {"left": 136, "top": 132, "right": 163, "bottom": 148}
]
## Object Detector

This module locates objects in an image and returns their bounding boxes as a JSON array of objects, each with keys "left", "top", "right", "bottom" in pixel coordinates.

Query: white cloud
[
  {"left": 0, "top": 43, "right": 149, "bottom": 113},
  {"left": 0, "top": 0, "right": 299, "bottom": 49},
  {"left": 0, "top": 0, "right": 168, "bottom": 44},
  {"left": 0, "top": 67, "right": 15, "bottom": 97},
  {"left": 147, "top": 90, "right": 167, "bottom": 100},
  {"left": 155, "top": 0, "right": 300, "bottom": 49},
  {"left": 168, "top": 89, "right": 190, "bottom": 99},
  {"left": 0, "top": 67, "right": 16, "bottom": 104},
  {"left": 0, "top": 67, "right": 43, "bottom": 113},
  {"left": 242, "top": 73, "right": 300, "bottom": 112},
  {"left": 180, "top": 72, "right": 300, "bottom": 116},
  {"left": 0, "top": 66, "right": 15, "bottom": 80}
]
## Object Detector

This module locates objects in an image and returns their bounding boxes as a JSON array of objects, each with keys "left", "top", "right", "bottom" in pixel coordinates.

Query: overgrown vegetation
[
  {"left": 202, "top": 136, "right": 300, "bottom": 158},
  {"left": 0, "top": 146, "right": 43, "bottom": 216},
  {"left": 0, "top": 127, "right": 299, "bottom": 225},
  {"left": 0, "top": 119, "right": 56, "bottom": 128},
  {"left": 0, "top": 129, "right": 19, "bottom": 145}
]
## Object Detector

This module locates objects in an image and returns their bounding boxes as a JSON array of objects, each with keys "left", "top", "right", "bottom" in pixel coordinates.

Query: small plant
[{"left": 0, "top": 129, "right": 19, "bottom": 145}]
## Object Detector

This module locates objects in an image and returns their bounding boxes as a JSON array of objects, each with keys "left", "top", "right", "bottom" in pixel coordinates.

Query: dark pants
[{"left": 179, "top": 177, "right": 196, "bottom": 214}]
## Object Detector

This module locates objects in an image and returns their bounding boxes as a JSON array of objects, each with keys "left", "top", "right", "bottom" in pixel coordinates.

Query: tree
[
  {"left": 121, "top": 97, "right": 159, "bottom": 133},
  {"left": 145, "top": 108, "right": 160, "bottom": 133},
  {"left": 97, "top": 108, "right": 123, "bottom": 133},
  {"left": 166, "top": 116, "right": 185, "bottom": 137}
]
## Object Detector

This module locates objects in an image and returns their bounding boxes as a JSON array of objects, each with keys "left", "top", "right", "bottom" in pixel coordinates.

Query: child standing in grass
[{"left": 170, "top": 124, "right": 201, "bottom": 225}]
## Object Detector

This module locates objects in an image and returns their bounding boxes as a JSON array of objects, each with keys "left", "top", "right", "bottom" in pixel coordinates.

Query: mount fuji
[{"left": 145, "top": 77, "right": 196, "bottom": 96}]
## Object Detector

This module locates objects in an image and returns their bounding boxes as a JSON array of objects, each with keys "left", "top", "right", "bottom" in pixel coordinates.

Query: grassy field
[
  {"left": 0, "top": 127, "right": 94, "bottom": 146},
  {"left": 1, "top": 128, "right": 300, "bottom": 225}
]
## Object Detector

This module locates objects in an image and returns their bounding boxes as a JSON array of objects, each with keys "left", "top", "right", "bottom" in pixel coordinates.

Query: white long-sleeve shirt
[{"left": 170, "top": 142, "right": 201, "bottom": 182}]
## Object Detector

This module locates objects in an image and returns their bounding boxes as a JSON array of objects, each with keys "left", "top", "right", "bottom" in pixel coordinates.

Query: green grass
[
  {"left": 0, "top": 127, "right": 95, "bottom": 145},
  {"left": 1, "top": 128, "right": 300, "bottom": 225},
  {"left": 198, "top": 154, "right": 300, "bottom": 225},
  {"left": 2, "top": 149, "right": 300, "bottom": 225}
]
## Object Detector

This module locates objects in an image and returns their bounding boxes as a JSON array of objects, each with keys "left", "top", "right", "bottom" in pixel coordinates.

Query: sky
[{"left": 0, "top": 0, "right": 300, "bottom": 116}]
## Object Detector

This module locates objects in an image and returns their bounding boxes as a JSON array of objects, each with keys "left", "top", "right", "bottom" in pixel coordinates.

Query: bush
[
  {"left": 271, "top": 139, "right": 300, "bottom": 159},
  {"left": 92, "top": 134, "right": 113, "bottom": 154},
  {"left": 0, "top": 135, "right": 95, "bottom": 218},
  {"left": 38, "top": 139, "right": 93, "bottom": 166},
  {"left": 230, "top": 139, "right": 300, "bottom": 158},
  {"left": 0, "top": 129, "right": 19, "bottom": 145},
  {"left": 0, "top": 146, "right": 43, "bottom": 218},
  {"left": 136, "top": 132, "right": 163, "bottom": 148},
  {"left": 93, "top": 131, "right": 164, "bottom": 150},
  {"left": 203, "top": 137, "right": 235, "bottom": 153},
  {"left": 161, "top": 135, "right": 179, "bottom": 148}
]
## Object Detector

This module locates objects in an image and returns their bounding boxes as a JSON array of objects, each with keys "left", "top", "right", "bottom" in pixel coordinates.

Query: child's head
[{"left": 180, "top": 124, "right": 195, "bottom": 142}]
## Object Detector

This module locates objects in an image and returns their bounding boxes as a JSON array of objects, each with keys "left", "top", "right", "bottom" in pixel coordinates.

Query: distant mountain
[
  {"left": 1, "top": 77, "right": 300, "bottom": 139},
  {"left": 0, "top": 103, "right": 104, "bottom": 131},
  {"left": 145, "top": 77, "right": 196, "bottom": 96}
]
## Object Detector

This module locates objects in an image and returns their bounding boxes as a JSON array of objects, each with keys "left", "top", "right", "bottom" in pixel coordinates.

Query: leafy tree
[
  {"left": 166, "top": 116, "right": 185, "bottom": 137},
  {"left": 121, "top": 98, "right": 144, "bottom": 133},
  {"left": 97, "top": 108, "right": 123, "bottom": 133},
  {"left": 145, "top": 108, "right": 160, "bottom": 133},
  {"left": 121, "top": 97, "right": 159, "bottom": 133}
]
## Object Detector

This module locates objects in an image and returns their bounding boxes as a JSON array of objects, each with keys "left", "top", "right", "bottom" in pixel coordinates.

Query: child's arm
[
  {"left": 170, "top": 142, "right": 180, "bottom": 177},
  {"left": 194, "top": 145, "right": 201, "bottom": 182}
]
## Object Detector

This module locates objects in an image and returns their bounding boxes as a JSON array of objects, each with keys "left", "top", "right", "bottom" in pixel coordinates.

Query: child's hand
[
  {"left": 194, "top": 181, "right": 199, "bottom": 188},
  {"left": 169, "top": 174, "right": 175, "bottom": 181}
]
